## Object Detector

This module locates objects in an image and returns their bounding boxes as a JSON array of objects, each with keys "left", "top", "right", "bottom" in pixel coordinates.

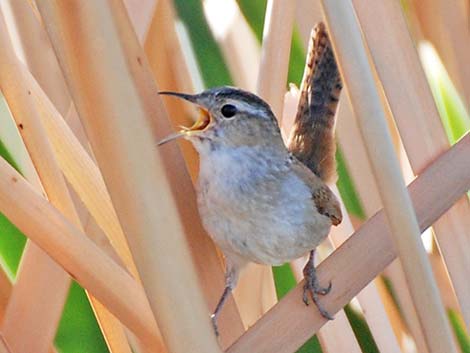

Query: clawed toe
[
  {"left": 302, "top": 250, "right": 334, "bottom": 320},
  {"left": 302, "top": 281, "right": 334, "bottom": 320},
  {"left": 316, "top": 302, "right": 335, "bottom": 320},
  {"left": 316, "top": 281, "right": 332, "bottom": 295}
]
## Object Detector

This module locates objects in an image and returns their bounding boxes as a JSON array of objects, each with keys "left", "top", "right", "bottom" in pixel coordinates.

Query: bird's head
[{"left": 158, "top": 86, "right": 284, "bottom": 151}]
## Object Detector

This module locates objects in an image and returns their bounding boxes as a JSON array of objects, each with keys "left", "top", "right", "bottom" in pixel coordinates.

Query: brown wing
[
  {"left": 291, "top": 159, "right": 342, "bottom": 226},
  {"left": 288, "top": 23, "right": 342, "bottom": 184}
]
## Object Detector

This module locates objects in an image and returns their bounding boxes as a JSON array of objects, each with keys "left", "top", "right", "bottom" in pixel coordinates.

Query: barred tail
[{"left": 288, "top": 23, "right": 342, "bottom": 184}]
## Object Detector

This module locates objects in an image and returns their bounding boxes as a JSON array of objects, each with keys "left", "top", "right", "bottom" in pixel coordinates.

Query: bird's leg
[
  {"left": 211, "top": 285, "right": 232, "bottom": 337},
  {"left": 302, "top": 249, "right": 334, "bottom": 320},
  {"left": 211, "top": 262, "right": 239, "bottom": 336}
]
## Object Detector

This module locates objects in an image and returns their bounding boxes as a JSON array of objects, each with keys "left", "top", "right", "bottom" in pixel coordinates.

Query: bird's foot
[
  {"left": 302, "top": 278, "right": 334, "bottom": 320},
  {"left": 302, "top": 251, "right": 334, "bottom": 320}
]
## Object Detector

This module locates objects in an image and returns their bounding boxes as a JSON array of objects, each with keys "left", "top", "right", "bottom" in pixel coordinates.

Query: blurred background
[{"left": 0, "top": 0, "right": 468, "bottom": 352}]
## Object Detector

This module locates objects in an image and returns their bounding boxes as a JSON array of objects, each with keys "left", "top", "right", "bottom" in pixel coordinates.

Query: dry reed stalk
[
  {"left": 205, "top": 0, "right": 260, "bottom": 92},
  {"left": 2, "top": 3, "right": 140, "bottom": 351},
  {"left": 383, "top": 261, "right": 431, "bottom": 353},
  {"left": 317, "top": 312, "right": 363, "bottom": 353},
  {"left": 328, "top": 188, "right": 402, "bottom": 353},
  {"left": 295, "top": 0, "right": 323, "bottom": 48},
  {"left": 23, "top": 66, "right": 138, "bottom": 276},
  {"left": 411, "top": 0, "right": 470, "bottom": 108},
  {"left": 3, "top": 0, "right": 70, "bottom": 116},
  {"left": 144, "top": 0, "right": 200, "bottom": 181},
  {"left": 0, "top": 269, "right": 11, "bottom": 321},
  {"left": 226, "top": 113, "right": 470, "bottom": 353},
  {"left": 2, "top": 246, "right": 69, "bottom": 353},
  {"left": 321, "top": 1, "right": 457, "bottom": 352},
  {"left": 336, "top": 97, "right": 429, "bottom": 352},
  {"left": 336, "top": 80, "right": 431, "bottom": 353},
  {"left": 374, "top": 278, "right": 411, "bottom": 348},
  {"left": 337, "top": 95, "right": 431, "bottom": 353},
  {"left": 257, "top": 0, "right": 297, "bottom": 119},
  {"left": 89, "top": 298, "right": 133, "bottom": 353},
  {"left": 34, "top": 72, "right": 150, "bottom": 352},
  {"left": 144, "top": 0, "right": 246, "bottom": 345},
  {"left": 0, "top": 335, "right": 10, "bottom": 353},
  {"left": 2, "top": 0, "right": 90, "bottom": 145},
  {"left": 0, "top": 97, "right": 63, "bottom": 353},
  {"left": 0, "top": 95, "right": 42, "bottom": 191},
  {"left": 123, "top": 0, "right": 158, "bottom": 42},
  {"left": 336, "top": 92, "right": 427, "bottom": 353},
  {"left": 79, "top": 209, "right": 128, "bottom": 269},
  {"left": 9, "top": 0, "right": 163, "bottom": 278},
  {"left": 145, "top": 0, "right": 195, "bottom": 96},
  {"left": 0, "top": 9, "right": 79, "bottom": 352},
  {"left": 232, "top": 263, "right": 275, "bottom": 328},
  {"left": 35, "top": 1, "right": 222, "bottom": 352},
  {"left": 282, "top": 93, "right": 380, "bottom": 353},
  {"left": 338, "top": 103, "right": 433, "bottom": 352},
  {"left": 429, "top": 251, "right": 461, "bottom": 311},
  {"left": 335, "top": 102, "right": 382, "bottom": 216},
  {"left": 0, "top": 156, "right": 163, "bottom": 350},
  {"left": 290, "top": 256, "right": 363, "bottom": 353},
  {"left": 352, "top": 0, "right": 470, "bottom": 329}
]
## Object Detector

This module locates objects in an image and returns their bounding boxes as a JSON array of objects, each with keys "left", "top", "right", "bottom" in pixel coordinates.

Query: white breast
[{"left": 196, "top": 145, "right": 331, "bottom": 265}]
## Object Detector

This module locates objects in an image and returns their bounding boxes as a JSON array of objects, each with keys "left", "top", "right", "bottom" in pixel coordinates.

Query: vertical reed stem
[
  {"left": 36, "top": 1, "right": 221, "bottom": 352},
  {"left": 320, "top": 1, "right": 458, "bottom": 352}
]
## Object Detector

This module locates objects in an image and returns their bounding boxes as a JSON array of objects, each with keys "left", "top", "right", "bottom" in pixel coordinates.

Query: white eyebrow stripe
[{"left": 232, "top": 100, "right": 266, "bottom": 116}]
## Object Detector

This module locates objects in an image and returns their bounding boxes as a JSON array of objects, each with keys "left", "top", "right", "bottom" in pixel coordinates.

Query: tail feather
[{"left": 288, "top": 23, "right": 342, "bottom": 184}]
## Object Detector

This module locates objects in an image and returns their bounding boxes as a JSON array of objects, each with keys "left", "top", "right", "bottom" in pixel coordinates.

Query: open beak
[{"left": 157, "top": 91, "right": 212, "bottom": 146}]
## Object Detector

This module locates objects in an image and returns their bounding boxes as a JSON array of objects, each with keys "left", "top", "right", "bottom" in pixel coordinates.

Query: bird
[{"left": 158, "top": 23, "right": 342, "bottom": 336}]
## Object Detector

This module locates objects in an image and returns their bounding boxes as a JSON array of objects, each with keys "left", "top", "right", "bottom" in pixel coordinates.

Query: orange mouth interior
[{"left": 183, "top": 108, "right": 211, "bottom": 132}]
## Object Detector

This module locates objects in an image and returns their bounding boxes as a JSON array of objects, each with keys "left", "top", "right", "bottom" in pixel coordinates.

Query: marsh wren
[{"left": 159, "top": 23, "right": 342, "bottom": 335}]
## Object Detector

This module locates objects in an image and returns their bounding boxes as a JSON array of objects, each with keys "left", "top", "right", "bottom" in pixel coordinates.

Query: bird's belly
[
  {"left": 198, "top": 186, "right": 331, "bottom": 265},
  {"left": 196, "top": 149, "right": 332, "bottom": 265},
  {"left": 217, "top": 217, "right": 330, "bottom": 265}
]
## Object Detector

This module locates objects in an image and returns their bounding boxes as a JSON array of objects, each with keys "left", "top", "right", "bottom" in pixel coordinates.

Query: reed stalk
[
  {"left": 0, "top": 9, "right": 75, "bottom": 353},
  {"left": 256, "top": 0, "right": 297, "bottom": 119},
  {"left": 0, "top": 156, "right": 162, "bottom": 350},
  {"left": 320, "top": 1, "right": 457, "bottom": 352},
  {"left": 35, "top": 1, "right": 222, "bottom": 351},
  {"left": 352, "top": 0, "right": 470, "bottom": 329}
]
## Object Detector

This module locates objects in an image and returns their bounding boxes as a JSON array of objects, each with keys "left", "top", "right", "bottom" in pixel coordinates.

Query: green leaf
[
  {"left": 448, "top": 309, "right": 470, "bottom": 353},
  {"left": 236, "top": 0, "right": 266, "bottom": 43},
  {"left": 344, "top": 305, "right": 380, "bottom": 353},
  {"left": 419, "top": 43, "right": 470, "bottom": 145},
  {"left": 0, "top": 138, "right": 26, "bottom": 279},
  {"left": 0, "top": 213, "right": 26, "bottom": 279},
  {"left": 336, "top": 148, "right": 366, "bottom": 219},
  {"left": 55, "top": 282, "right": 108, "bottom": 353}
]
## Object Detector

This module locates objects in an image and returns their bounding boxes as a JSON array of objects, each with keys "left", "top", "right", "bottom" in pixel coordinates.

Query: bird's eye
[{"left": 221, "top": 104, "right": 237, "bottom": 118}]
